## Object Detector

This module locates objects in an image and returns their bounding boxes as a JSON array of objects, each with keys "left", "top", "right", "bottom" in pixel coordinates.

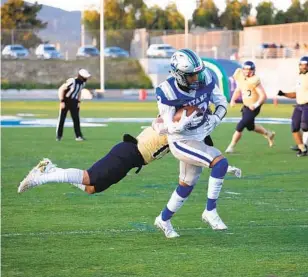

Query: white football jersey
[{"left": 156, "top": 74, "right": 227, "bottom": 142}]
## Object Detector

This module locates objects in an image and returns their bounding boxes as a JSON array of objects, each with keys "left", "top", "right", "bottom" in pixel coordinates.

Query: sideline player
[
  {"left": 225, "top": 61, "right": 275, "bottom": 153},
  {"left": 155, "top": 48, "right": 230, "bottom": 238},
  {"left": 278, "top": 56, "right": 308, "bottom": 157},
  {"left": 18, "top": 118, "right": 242, "bottom": 195}
]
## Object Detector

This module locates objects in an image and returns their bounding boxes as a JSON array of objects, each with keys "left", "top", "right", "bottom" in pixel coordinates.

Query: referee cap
[{"left": 78, "top": 69, "right": 91, "bottom": 78}]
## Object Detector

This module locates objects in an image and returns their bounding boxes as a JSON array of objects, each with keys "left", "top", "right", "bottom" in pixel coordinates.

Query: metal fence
[
  {"left": 2, "top": 22, "right": 307, "bottom": 61},
  {"left": 239, "top": 22, "right": 308, "bottom": 59},
  {"left": 1, "top": 28, "right": 239, "bottom": 60}
]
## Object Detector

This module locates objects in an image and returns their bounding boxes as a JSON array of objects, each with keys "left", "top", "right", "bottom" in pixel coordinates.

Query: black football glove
[{"left": 278, "top": 90, "right": 285, "bottom": 96}]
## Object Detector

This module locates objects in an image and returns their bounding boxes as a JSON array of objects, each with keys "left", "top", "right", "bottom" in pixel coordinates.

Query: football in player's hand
[{"left": 173, "top": 106, "right": 203, "bottom": 122}]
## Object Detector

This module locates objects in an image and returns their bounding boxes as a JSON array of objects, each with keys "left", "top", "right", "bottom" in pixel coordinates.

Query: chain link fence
[
  {"left": 1, "top": 28, "right": 239, "bottom": 60},
  {"left": 239, "top": 22, "right": 308, "bottom": 59},
  {"left": 2, "top": 22, "right": 307, "bottom": 61}
]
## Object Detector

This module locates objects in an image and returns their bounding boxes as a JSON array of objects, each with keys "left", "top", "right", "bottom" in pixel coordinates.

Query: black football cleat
[{"left": 297, "top": 150, "right": 308, "bottom": 157}]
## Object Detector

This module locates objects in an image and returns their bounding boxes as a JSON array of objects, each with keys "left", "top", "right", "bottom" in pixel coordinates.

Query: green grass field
[{"left": 1, "top": 102, "right": 308, "bottom": 277}]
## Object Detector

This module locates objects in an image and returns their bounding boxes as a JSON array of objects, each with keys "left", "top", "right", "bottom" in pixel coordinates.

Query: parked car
[
  {"left": 2, "top": 44, "right": 29, "bottom": 59},
  {"left": 146, "top": 44, "right": 176, "bottom": 58},
  {"left": 35, "top": 44, "right": 62, "bottom": 59},
  {"left": 104, "top": 47, "right": 129, "bottom": 58},
  {"left": 76, "top": 45, "right": 100, "bottom": 59}
]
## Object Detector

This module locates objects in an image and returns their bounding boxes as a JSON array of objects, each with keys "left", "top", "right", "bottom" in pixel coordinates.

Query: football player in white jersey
[
  {"left": 18, "top": 117, "right": 242, "bottom": 195},
  {"left": 154, "top": 48, "right": 229, "bottom": 238}
]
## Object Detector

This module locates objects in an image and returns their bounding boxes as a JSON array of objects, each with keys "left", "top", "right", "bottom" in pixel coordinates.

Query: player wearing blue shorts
[
  {"left": 18, "top": 119, "right": 241, "bottom": 195},
  {"left": 278, "top": 56, "right": 308, "bottom": 157}
]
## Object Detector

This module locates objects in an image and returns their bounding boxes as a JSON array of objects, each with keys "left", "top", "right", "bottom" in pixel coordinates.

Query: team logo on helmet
[{"left": 170, "top": 48, "right": 207, "bottom": 90}]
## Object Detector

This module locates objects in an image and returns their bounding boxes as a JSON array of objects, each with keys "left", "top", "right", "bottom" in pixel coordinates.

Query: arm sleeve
[{"left": 210, "top": 84, "right": 228, "bottom": 120}]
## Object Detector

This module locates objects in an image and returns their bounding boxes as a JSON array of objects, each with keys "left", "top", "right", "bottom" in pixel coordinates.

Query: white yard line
[{"left": 2, "top": 225, "right": 308, "bottom": 238}]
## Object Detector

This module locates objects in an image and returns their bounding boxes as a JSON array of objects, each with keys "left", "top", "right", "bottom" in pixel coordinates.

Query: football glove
[
  {"left": 168, "top": 110, "right": 197, "bottom": 134},
  {"left": 278, "top": 90, "right": 285, "bottom": 96},
  {"left": 203, "top": 114, "right": 220, "bottom": 136}
]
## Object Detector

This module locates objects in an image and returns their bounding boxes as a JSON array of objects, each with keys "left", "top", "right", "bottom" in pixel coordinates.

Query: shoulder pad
[
  {"left": 155, "top": 86, "right": 169, "bottom": 105},
  {"left": 250, "top": 75, "right": 260, "bottom": 87},
  {"left": 204, "top": 68, "right": 213, "bottom": 85},
  {"left": 233, "top": 68, "right": 242, "bottom": 81}
]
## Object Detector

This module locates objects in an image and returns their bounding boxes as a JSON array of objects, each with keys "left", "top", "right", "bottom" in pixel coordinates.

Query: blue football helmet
[
  {"left": 242, "top": 61, "right": 256, "bottom": 77},
  {"left": 299, "top": 56, "right": 308, "bottom": 74}
]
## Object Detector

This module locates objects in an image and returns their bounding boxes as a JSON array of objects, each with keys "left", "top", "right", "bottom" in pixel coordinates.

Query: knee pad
[
  {"left": 211, "top": 158, "right": 228, "bottom": 179},
  {"left": 246, "top": 123, "right": 255, "bottom": 131},
  {"left": 300, "top": 122, "right": 308, "bottom": 132}
]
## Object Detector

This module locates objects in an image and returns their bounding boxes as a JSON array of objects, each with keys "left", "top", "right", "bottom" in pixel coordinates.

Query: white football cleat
[
  {"left": 228, "top": 166, "right": 242, "bottom": 178},
  {"left": 154, "top": 214, "right": 180, "bottom": 238},
  {"left": 18, "top": 158, "right": 56, "bottom": 193},
  {"left": 202, "top": 209, "right": 228, "bottom": 230},
  {"left": 225, "top": 145, "right": 234, "bottom": 153},
  {"left": 265, "top": 131, "right": 275, "bottom": 147}
]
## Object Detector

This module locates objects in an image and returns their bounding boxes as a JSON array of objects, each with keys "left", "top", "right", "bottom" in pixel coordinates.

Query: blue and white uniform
[{"left": 156, "top": 73, "right": 227, "bottom": 169}]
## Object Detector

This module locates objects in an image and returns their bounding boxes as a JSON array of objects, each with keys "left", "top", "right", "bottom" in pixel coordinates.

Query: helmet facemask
[
  {"left": 171, "top": 65, "right": 206, "bottom": 90},
  {"left": 299, "top": 61, "right": 308, "bottom": 74}
]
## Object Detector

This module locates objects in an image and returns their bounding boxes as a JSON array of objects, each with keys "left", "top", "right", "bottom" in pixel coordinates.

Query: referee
[{"left": 56, "top": 69, "right": 91, "bottom": 141}]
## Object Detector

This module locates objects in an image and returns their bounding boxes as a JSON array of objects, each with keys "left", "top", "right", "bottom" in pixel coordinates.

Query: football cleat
[
  {"left": 297, "top": 149, "right": 308, "bottom": 157},
  {"left": 225, "top": 145, "right": 235, "bottom": 153},
  {"left": 154, "top": 214, "right": 180, "bottom": 238},
  {"left": 18, "top": 158, "right": 56, "bottom": 193},
  {"left": 75, "top": 137, "right": 85, "bottom": 141},
  {"left": 228, "top": 166, "right": 242, "bottom": 178},
  {"left": 290, "top": 145, "right": 299, "bottom": 151},
  {"left": 202, "top": 209, "right": 228, "bottom": 230},
  {"left": 265, "top": 131, "right": 275, "bottom": 147}
]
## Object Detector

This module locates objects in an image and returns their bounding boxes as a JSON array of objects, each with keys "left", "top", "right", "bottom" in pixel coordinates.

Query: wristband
[{"left": 60, "top": 100, "right": 65, "bottom": 103}]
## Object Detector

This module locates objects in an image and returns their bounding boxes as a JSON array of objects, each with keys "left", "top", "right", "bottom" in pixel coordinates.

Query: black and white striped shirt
[{"left": 63, "top": 78, "right": 86, "bottom": 100}]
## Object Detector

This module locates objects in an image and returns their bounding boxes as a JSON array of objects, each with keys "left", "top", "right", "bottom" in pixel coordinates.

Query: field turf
[{"left": 1, "top": 102, "right": 308, "bottom": 277}]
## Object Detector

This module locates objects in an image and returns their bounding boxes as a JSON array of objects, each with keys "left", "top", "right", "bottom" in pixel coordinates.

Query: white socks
[
  {"left": 35, "top": 168, "right": 84, "bottom": 186},
  {"left": 166, "top": 190, "right": 187, "bottom": 213},
  {"left": 207, "top": 176, "right": 224, "bottom": 199},
  {"left": 303, "top": 132, "right": 308, "bottom": 146},
  {"left": 71, "top": 183, "right": 86, "bottom": 191}
]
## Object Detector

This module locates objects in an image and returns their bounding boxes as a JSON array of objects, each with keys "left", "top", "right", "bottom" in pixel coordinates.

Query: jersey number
[{"left": 153, "top": 144, "right": 169, "bottom": 159}]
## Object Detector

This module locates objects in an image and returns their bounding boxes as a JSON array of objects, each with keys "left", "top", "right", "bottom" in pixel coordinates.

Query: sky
[{"left": 25, "top": 0, "right": 303, "bottom": 16}]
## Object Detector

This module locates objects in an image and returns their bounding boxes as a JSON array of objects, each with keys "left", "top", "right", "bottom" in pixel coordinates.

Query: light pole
[
  {"left": 81, "top": 9, "right": 85, "bottom": 47},
  {"left": 100, "top": 0, "right": 105, "bottom": 92},
  {"left": 176, "top": 0, "right": 197, "bottom": 49}
]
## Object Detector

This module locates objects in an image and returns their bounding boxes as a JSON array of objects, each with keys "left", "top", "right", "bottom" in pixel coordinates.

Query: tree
[
  {"left": 165, "top": 3, "right": 185, "bottom": 30},
  {"left": 304, "top": 0, "right": 308, "bottom": 21},
  {"left": 1, "top": 0, "right": 47, "bottom": 48},
  {"left": 255, "top": 1, "right": 275, "bottom": 25},
  {"left": 192, "top": 0, "right": 220, "bottom": 29},
  {"left": 284, "top": 0, "right": 305, "bottom": 23},
  {"left": 220, "top": 0, "right": 251, "bottom": 30},
  {"left": 274, "top": 10, "right": 286, "bottom": 24}
]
